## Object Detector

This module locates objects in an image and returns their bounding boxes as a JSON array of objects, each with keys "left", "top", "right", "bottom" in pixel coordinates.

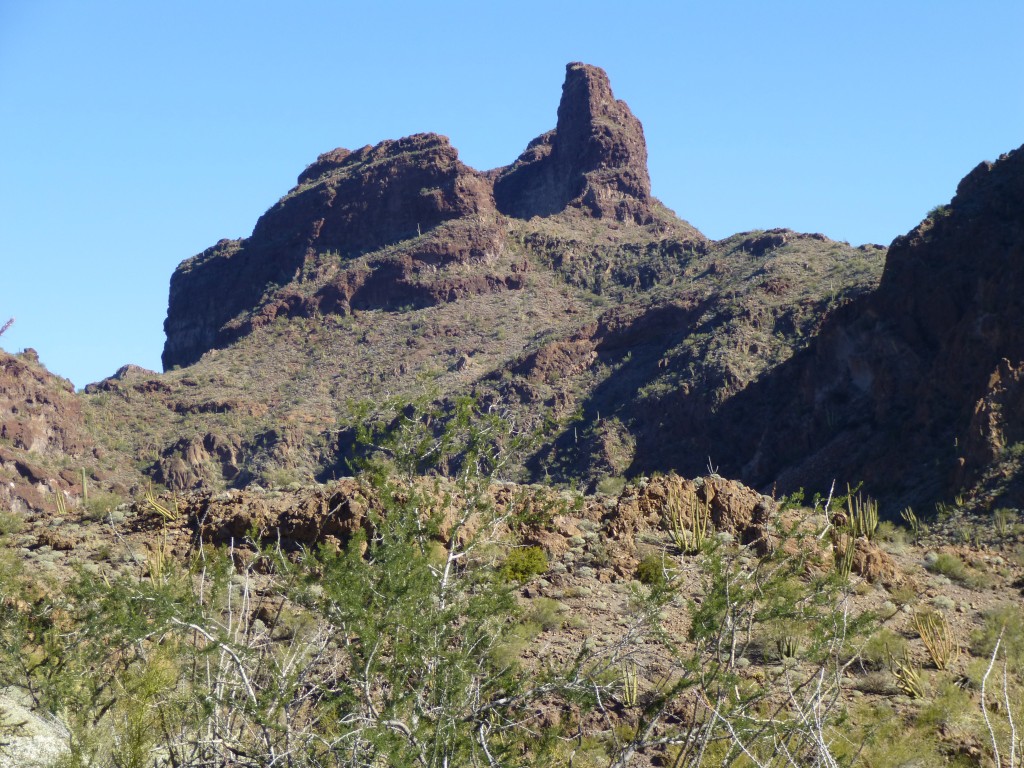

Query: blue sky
[{"left": 2, "top": 1, "right": 1023, "bottom": 388}]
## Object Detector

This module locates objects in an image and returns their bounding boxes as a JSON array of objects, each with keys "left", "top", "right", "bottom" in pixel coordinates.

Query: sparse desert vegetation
[{"left": 3, "top": 60, "right": 1024, "bottom": 766}]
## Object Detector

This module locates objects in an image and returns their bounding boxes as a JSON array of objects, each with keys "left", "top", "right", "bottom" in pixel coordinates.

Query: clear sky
[{"left": 2, "top": 1, "right": 1022, "bottom": 389}]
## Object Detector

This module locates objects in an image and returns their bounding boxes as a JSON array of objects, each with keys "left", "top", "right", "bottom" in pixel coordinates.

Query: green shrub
[
  {"left": 84, "top": 491, "right": 122, "bottom": 521},
  {"left": 861, "top": 628, "right": 907, "bottom": 670},
  {"left": 926, "top": 552, "right": 991, "bottom": 589},
  {"left": 917, "top": 679, "right": 973, "bottom": 730},
  {"left": 971, "top": 605, "right": 1024, "bottom": 672},
  {"left": 595, "top": 475, "right": 626, "bottom": 497},
  {"left": 0, "top": 509, "right": 23, "bottom": 537},
  {"left": 527, "top": 598, "right": 564, "bottom": 631},
  {"left": 840, "top": 703, "right": 944, "bottom": 768},
  {"left": 489, "top": 621, "right": 539, "bottom": 672},
  {"left": 926, "top": 552, "right": 967, "bottom": 580},
  {"left": 875, "top": 520, "right": 906, "bottom": 545},
  {"left": 635, "top": 554, "right": 668, "bottom": 586},
  {"left": 501, "top": 546, "right": 548, "bottom": 582}
]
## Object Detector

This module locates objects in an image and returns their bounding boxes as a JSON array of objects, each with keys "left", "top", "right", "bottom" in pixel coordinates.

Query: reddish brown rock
[
  {"left": 83, "top": 363, "right": 160, "bottom": 394},
  {"left": 163, "top": 134, "right": 496, "bottom": 369},
  {"left": 155, "top": 478, "right": 376, "bottom": 549},
  {"left": 36, "top": 529, "right": 77, "bottom": 551},
  {"left": 517, "top": 334, "right": 599, "bottom": 384},
  {"left": 719, "top": 142, "right": 1024, "bottom": 506},
  {"left": 0, "top": 349, "right": 93, "bottom": 513},
  {"left": 851, "top": 538, "right": 901, "bottom": 585},
  {"left": 155, "top": 432, "right": 244, "bottom": 490},
  {"left": 494, "top": 62, "right": 653, "bottom": 223},
  {"left": 961, "top": 358, "right": 1024, "bottom": 480},
  {"left": 703, "top": 475, "right": 775, "bottom": 538},
  {"left": 607, "top": 474, "right": 776, "bottom": 552},
  {"left": 0, "top": 350, "right": 87, "bottom": 456}
]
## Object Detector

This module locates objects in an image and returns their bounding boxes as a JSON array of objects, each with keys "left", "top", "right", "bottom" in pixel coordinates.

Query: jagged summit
[
  {"left": 162, "top": 63, "right": 671, "bottom": 370},
  {"left": 494, "top": 62, "right": 653, "bottom": 223}
]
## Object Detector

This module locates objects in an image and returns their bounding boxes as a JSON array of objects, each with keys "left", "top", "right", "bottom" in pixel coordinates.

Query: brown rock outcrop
[
  {"left": 0, "top": 350, "right": 87, "bottom": 456},
  {"left": 163, "top": 134, "right": 495, "bottom": 369},
  {"left": 155, "top": 432, "right": 245, "bottom": 490},
  {"left": 961, "top": 359, "right": 1024, "bottom": 479},
  {"left": 161, "top": 479, "right": 375, "bottom": 549},
  {"left": 494, "top": 62, "right": 653, "bottom": 223},
  {"left": 0, "top": 349, "right": 93, "bottom": 513},
  {"left": 726, "top": 142, "right": 1024, "bottom": 505},
  {"left": 83, "top": 364, "right": 160, "bottom": 394},
  {"left": 217, "top": 218, "right": 516, "bottom": 341},
  {"left": 162, "top": 63, "right": 663, "bottom": 371},
  {"left": 606, "top": 474, "right": 776, "bottom": 553}
]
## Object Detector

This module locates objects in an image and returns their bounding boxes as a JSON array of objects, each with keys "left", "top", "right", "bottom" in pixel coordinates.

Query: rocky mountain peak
[
  {"left": 555, "top": 62, "right": 646, "bottom": 170},
  {"left": 494, "top": 62, "right": 653, "bottom": 223},
  {"left": 162, "top": 132, "right": 495, "bottom": 370},
  {"left": 162, "top": 64, "right": 666, "bottom": 371}
]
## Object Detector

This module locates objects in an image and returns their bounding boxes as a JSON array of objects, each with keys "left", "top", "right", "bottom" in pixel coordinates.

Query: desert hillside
[{"left": 1, "top": 63, "right": 1023, "bottom": 767}]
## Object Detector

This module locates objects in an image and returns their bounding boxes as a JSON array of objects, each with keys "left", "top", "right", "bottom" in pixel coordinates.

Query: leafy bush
[
  {"left": 0, "top": 509, "right": 23, "bottom": 537},
  {"left": 861, "top": 628, "right": 908, "bottom": 670},
  {"left": 595, "top": 475, "right": 626, "bottom": 496},
  {"left": 501, "top": 545, "right": 548, "bottom": 582},
  {"left": 635, "top": 553, "right": 668, "bottom": 586},
  {"left": 875, "top": 520, "right": 907, "bottom": 545},
  {"left": 971, "top": 605, "right": 1024, "bottom": 672},
  {"left": 83, "top": 490, "right": 122, "bottom": 521}
]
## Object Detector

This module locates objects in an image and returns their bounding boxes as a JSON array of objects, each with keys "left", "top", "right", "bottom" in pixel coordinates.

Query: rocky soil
[{"left": 2, "top": 472, "right": 1022, "bottom": 766}]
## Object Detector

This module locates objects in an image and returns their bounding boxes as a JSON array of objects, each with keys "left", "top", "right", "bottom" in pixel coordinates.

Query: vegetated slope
[
  {"left": 80, "top": 62, "right": 884, "bottom": 497},
  {"left": 499, "top": 228, "right": 885, "bottom": 487},
  {"left": 3, "top": 467, "right": 1023, "bottom": 767}
]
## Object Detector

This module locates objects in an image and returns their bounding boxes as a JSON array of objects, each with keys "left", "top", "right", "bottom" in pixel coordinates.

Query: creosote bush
[
  {"left": 635, "top": 553, "right": 669, "bottom": 586},
  {"left": 501, "top": 545, "right": 548, "bottom": 582}
]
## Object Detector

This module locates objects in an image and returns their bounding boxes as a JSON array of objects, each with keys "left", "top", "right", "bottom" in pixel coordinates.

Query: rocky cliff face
[
  {"left": 718, "top": 144, "right": 1024, "bottom": 506},
  {"left": 493, "top": 62, "right": 653, "bottom": 223},
  {"left": 163, "top": 134, "right": 495, "bottom": 369},
  {"left": 0, "top": 349, "right": 94, "bottom": 512},
  {"left": 163, "top": 63, "right": 660, "bottom": 370}
]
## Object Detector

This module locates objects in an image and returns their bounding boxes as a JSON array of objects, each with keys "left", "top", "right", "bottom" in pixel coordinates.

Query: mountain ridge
[
  {"left": 162, "top": 63, "right": 672, "bottom": 371},
  {"left": 3, "top": 61, "right": 1021, "bottom": 518}
]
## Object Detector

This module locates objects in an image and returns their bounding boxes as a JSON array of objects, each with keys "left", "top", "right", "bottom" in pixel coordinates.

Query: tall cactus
[{"left": 669, "top": 491, "right": 711, "bottom": 555}]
